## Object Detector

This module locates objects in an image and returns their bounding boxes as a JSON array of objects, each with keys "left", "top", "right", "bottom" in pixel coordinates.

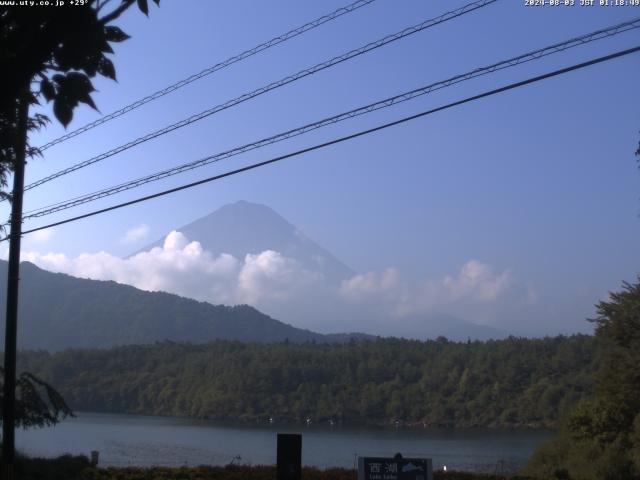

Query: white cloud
[
  {"left": 22, "top": 231, "right": 321, "bottom": 307},
  {"left": 525, "top": 284, "right": 539, "bottom": 305},
  {"left": 29, "top": 227, "right": 56, "bottom": 243},
  {"left": 21, "top": 232, "right": 535, "bottom": 334},
  {"left": 340, "top": 260, "right": 515, "bottom": 319},
  {"left": 441, "top": 260, "right": 512, "bottom": 302},
  {"left": 121, "top": 224, "right": 150, "bottom": 244},
  {"left": 341, "top": 268, "right": 399, "bottom": 297},
  {"left": 238, "top": 250, "right": 322, "bottom": 304}
]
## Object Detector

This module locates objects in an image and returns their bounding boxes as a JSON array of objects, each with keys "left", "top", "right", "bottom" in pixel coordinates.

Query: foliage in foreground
[
  {"left": 16, "top": 453, "right": 92, "bottom": 480},
  {"left": 19, "top": 335, "right": 595, "bottom": 428},
  {"left": 14, "top": 454, "right": 525, "bottom": 480},
  {"left": 0, "top": 366, "right": 72, "bottom": 428},
  {"left": 523, "top": 279, "right": 640, "bottom": 480},
  {"left": 1, "top": 0, "right": 159, "bottom": 196}
]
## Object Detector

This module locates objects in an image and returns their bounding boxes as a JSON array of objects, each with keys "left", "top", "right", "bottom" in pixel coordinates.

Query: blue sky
[{"left": 6, "top": 0, "right": 640, "bottom": 336}]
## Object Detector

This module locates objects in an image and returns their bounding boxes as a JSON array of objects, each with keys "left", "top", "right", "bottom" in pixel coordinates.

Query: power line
[
  {"left": 21, "top": 17, "right": 640, "bottom": 220},
  {"left": 7, "top": 45, "right": 638, "bottom": 242},
  {"left": 23, "top": 0, "right": 497, "bottom": 192},
  {"left": 37, "top": 0, "right": 378, "bottom": 152}
]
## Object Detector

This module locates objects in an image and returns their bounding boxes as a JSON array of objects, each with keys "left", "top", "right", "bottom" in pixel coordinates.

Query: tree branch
[
  {"left": 99, "top": 0, "right": 135, "bottom": 25},
  {"left": 96, "top": 0, "right": 117, "bottom": 14}
]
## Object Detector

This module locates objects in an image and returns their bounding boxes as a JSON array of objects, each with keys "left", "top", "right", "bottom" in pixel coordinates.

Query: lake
[{"left": 17, "top": 412, "right": 554, "bottom": 473}]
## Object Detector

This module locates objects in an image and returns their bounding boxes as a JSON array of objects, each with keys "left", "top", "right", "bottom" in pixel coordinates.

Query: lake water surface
[{"left": 17, "top": 412, "right": 554, "bottom": 473}]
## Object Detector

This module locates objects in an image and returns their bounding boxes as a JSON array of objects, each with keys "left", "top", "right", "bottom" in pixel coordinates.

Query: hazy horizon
[{"left": 17, "top": 199, "right": 604, "bottom": 339}]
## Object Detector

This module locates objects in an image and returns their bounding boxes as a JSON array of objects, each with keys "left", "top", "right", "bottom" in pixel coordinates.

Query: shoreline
[
  {"left": 18, "top": 411, "right": 551, "bottom": 473},
  {"left": 67, "top": 410, "right": 559, "bottom": 431}
]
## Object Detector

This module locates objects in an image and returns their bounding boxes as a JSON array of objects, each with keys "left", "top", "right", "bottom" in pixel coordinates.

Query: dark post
[
  {"left": 2, "top": 93, "right": 29, "bottom": 480},
  {"left": 276, "top": 433, "right": 301, "bottom": 480}
]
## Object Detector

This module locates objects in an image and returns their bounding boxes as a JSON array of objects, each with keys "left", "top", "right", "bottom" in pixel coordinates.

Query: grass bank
[{"left": 16, "top": 454, "right": 531, "bottom": 480}]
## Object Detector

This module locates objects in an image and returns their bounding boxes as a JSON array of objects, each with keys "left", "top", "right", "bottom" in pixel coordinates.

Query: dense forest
[
  {"left": 524, "top": 279, "right": 640, "bottom": 480},
  {"left": 19, "top": 335, "right": 596, "bottom": 428}
]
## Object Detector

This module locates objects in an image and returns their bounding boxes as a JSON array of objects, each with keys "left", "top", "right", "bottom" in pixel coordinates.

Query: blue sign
[{"left": 358, "top": 456, "right": 433, "bottom": 480}]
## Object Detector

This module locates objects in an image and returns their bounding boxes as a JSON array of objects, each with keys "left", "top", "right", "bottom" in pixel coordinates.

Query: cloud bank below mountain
[{"left": 22, "top": 230, "right": 533, "bottom": 338}]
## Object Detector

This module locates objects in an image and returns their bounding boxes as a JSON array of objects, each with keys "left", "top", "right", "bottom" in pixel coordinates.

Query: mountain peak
[
  {"left": 218, "top": 200, "right": 278, "bottom": 215},
  {"left": 137, "top": 201, "right": 354, "bottom": 284},
  {"left": 226, "top": 199, "right": 268, "bottom": 209}
]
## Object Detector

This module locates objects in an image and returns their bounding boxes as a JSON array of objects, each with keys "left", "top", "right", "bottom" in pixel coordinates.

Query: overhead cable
[
  {"left": 21, "top": 17, "right": 640, "bottom": 220},
  {"left": 7, "top": 44, "right": 638, "bottom": 241},
  {"left": 24, "top": 0, "right": 497, "bottom": 192},
  {"left": 37, "top": 0, "right": 378, "bottom": 151}
]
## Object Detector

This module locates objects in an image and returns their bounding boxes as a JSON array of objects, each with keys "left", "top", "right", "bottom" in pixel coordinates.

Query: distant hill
[
  {"left": 386, "top": 313, "right": 506, "bottom": 341},
  {"left": 0, "top": 261, "right": 370, "bottom": 351},
  {"left": 136, "top": 200, "right": 354, "bottom": 284}
]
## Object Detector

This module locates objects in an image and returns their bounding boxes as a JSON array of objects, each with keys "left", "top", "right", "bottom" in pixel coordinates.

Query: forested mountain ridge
[
  {"left": 19, "top": 335, "right": 597, "bottom": 428},
  {"left": 0, "top": 261, "right": 369, "bottom": 350}
]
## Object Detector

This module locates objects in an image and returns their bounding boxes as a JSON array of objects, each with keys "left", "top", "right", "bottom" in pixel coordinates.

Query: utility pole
[{"left": 2, "top": 92, "right": 29, "bottom": 480}]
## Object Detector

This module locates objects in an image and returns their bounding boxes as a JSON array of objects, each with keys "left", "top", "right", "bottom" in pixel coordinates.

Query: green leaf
[
  {"left": 97, "top": 57, "right": 116, "bottom": 81},
  {"left": 79, "top": 93, "right": 98, "bottom": 111},
  {"left": 60, "top": 73, "right": 98, "bottom": 111},
  {"left": 25, "top": 91, "right": 38, "bottom": 106},
  {"left": 40, "top": 78, "right": 55, "bottom": 102},
  {"left": 83, "top": 53, "right": 101, "bottom": 77},
  {"left": 61, "top": 72, "right": 92, "bottom": 96},
  {"left": 137, "top": 0, "right": 149, "bottom": 15},
  {"left": 101, "top": 41, "right": 114, "bottom": 54},
  {"left": 104, "top": 25, "right": 131, "bottom": 43},
  {"left": 53, "top": 99, "right": 73, "bottom": 127}
]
